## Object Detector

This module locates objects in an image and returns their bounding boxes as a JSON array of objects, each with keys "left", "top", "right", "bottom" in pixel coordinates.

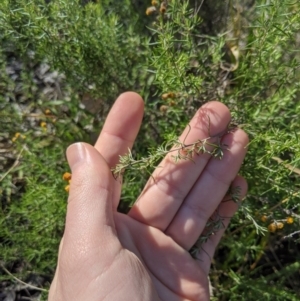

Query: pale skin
[{"left": 48, "top": 92, "right": 248, "bottom": 301}]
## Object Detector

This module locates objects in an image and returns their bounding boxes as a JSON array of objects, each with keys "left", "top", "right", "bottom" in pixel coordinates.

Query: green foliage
[
  {"left": 135, "top": 0, "right": 300, "bottom": 299},
  {"left": 1, "top": 145, "right": 66, "bottom": 273},
  {"left": 0, "top": 0, "right": 148, "bottom": 101},
  {"left": 0, "top": 0, "right": 300, "bottom": 299}
]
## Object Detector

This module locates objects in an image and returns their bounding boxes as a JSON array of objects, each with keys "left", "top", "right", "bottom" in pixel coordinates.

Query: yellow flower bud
[
  {"left": 276, "top": 222, "right": 284, "bottom": 229},
  {"left": 63, "top": 172, "right": 72, "bottom": 181},
  {"left": 12, "top": 132, "right": 21, "bottom": 142},
  {"left": 268, "top": 223, "right": 277, "bottom": 233},
  {"left": 261, "top": 215, "right": 268, "bottom": 223},
  {"left": 65, "top": 185, "right": 70, "bottom": 193}
]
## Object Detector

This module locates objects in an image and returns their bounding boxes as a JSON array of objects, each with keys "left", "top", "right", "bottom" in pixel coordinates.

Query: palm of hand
[
  {"left": 115, "top": 212, "right": 209, "bottom": 301},
  {"left": 48, "top": 92, "right": 248, "bottom": 301}
]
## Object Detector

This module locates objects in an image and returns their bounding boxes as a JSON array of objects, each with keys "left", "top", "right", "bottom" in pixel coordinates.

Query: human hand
[{"left": 48, "top": 92, "right": 248, "bottom": 301}]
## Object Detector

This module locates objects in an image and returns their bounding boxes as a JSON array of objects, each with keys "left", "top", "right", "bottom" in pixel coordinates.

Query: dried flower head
[
  {"left": 146, "top": 6, "right": 156, "bottom": 16},
  {"left": 261, "top": 215, "right": 268, "bottom": 223},
  {"left": 162, "top": 92, "right": 175, "bottom": 100},
  {"left": 159, "top": 105, "right": 169, "bottom": 113},
  {"left": 160, "top": 1, "right": 167, "bottom": 14}
]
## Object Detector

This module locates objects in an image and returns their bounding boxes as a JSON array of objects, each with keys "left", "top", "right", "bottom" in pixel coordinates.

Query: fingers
[
  {"left": 94, "top": 92, "right": 144, "bottom": 209},
  {"left": 128, "top": 101, "right": 231, "bottom": 230},
  {"left": 63, "top": 143, "right": 119, "bottom": 254},
  {"left": 165, "top": 129, "right": 248, "bottom": 250},
  {"left": 94, "top": 91, "right": 144, "bottom": 168},
  {"left": 195, "top": 176, "right": 248, "bottom": 274}
]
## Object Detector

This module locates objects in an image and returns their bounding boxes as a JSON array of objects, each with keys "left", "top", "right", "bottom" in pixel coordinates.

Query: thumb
[{"left": 63, "top": 142, "right": 117, "bottom": 250}]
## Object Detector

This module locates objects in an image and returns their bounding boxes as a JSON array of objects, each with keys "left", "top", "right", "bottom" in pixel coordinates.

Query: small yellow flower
[
  {"left": 45, "top": 109, "right": 51, "bottom": 115},
  {"left": 151, "top": 0, "right": 158, "bottom": 5},
  {"left": 65, "top": 185, "right": 70, "bottom": 193},
  {"left": 286, "top": 216, "right": 294, "bottom": 224},
  {"left": 146, "top": 6, "right": 156, "bottom": 15},
  {"left": 261, "top": 215, "right": 268, "bottom": 223},
  {"left": 268, "top": 222, "right": 277, "bottom": 233},
  {"left": 12, "top": 132, "right": 21, "bottom": 142},
  {"left": 40, "top": 121, "right": 47, "bottom": 128},
  {"left": 63, "top": 172, "right": 72, "bottom": 181},
  {"left": 276, "top": 222, "right": 284, "bottom": 229}
]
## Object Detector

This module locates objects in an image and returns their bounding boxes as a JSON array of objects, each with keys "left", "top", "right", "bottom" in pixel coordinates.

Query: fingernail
[{"left": 66, "top": 143, "right": 87, "bottom": 171}]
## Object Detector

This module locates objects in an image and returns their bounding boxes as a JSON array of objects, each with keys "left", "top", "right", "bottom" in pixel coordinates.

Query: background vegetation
[{"left": 0, "top": 0, "right": 299, "bottom": 300}]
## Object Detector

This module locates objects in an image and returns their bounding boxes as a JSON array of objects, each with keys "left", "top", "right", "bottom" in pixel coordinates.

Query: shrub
[{"left": 0, "top": 0, "right": 299, "bottom": 300}]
